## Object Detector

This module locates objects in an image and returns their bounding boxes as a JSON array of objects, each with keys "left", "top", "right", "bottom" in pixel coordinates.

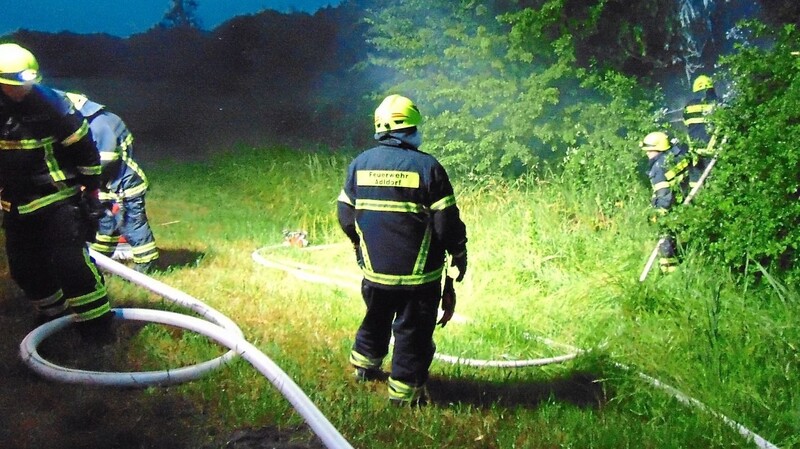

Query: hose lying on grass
[
  {"left": 19, "top": 250, "right": 355, "bottom": 449},
  {"left": 253, "top": 244, "right": 780, "bottom": 449}
]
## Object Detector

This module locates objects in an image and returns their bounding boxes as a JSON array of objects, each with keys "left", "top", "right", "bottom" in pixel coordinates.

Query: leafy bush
[
  {"left": 672, "top": 23, "right": 800, "bottom": 282},
  {"left": 363, "top": 0, "right": 661, "bottom": 208}
]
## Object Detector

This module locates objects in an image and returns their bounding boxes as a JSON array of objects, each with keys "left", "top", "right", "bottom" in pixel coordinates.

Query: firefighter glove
[
  {"left": 451, "top": 251, "right": 467, "bottom": 282},
  {"left": 78, "top": 189, "right": 108, "bottom": 243},
  {"left": 80, "top": 189, "right": 110, "bottom": 220},
  {"left": 437, "top": 276, "right": 456, "bottom": 328}
]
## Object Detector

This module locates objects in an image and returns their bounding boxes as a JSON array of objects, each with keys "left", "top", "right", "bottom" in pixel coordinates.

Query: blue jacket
[
  {"left": 647, "top": 144, "right": 691, "bottom": 211},
  {"left": 337, "top": 131, "right": 467, "bottom": 289},
  {"left": 59, "top": 92, "right": 149, "bottom": 202}
]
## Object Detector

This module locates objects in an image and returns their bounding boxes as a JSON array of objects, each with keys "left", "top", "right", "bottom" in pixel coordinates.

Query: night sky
[{"left": 1, "top": 1, "right": 343, "bottom": 37}]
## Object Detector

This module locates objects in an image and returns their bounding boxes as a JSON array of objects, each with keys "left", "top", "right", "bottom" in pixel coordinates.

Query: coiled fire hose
[{"left": 19, "top": 250, "right": 355, "bottom": 449}]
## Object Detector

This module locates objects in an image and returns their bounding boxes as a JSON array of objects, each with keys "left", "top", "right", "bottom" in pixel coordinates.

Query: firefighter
[
  {"left": 62, "top": 91, "right": 159, "bottom": 273},
  {"left": 683, "top": 74, "right": 719, "bottom": 188},
  {"left": 641, "top": 131, "right": 691, "bottom": 274},
  {"left": 0, "top": 43, "right": 113, "bottom": 339},
  {"left": 337, "top": 94, "right": 468, "bottom": 406}
]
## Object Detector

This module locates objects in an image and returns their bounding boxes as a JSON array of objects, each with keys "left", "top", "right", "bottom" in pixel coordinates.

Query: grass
[{"left": 38, "top": 145, "right": 800, "bottom": 447}]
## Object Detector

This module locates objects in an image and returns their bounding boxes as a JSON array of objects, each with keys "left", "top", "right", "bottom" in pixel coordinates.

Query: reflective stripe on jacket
[
  {"left": 75, "top": 100, "right": 148, "bottom": 202},
  {"left": 648, "top": 144, "right": 691, "bottom": 210},
  {"left": 337, "top": 140, "right": 467, "bottom": 289},
  {"left": 0, "top": 85, "right": 101, "bottom": 214}
]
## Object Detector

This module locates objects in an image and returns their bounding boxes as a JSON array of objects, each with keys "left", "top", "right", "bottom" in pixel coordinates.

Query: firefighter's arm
[
  {"left": 87, "top": 114, "right": 122, "bottom": 188},
  {"left": 430, "top": 163, "right": 468, "bottom": 281},
  {"left": 53, "top": 95, "right": 103, "bottom": 191},
  {"left": 649, "top": 161, "right": 674, "bottom": 212},
  {"left": 337, "top": 186, "right": 363, "bottom": 267}
]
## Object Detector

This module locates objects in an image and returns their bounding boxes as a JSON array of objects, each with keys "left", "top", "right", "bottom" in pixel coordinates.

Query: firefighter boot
[{"left": 75, "top": 310, "right": 115, "bottom": 346}]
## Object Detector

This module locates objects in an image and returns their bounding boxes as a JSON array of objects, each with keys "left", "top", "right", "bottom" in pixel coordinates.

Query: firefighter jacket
[
  {"left": 0, "top": 85, "right": 101, "bottom": 215},
  {"left": 65, "top": 94, "right": 148, "bottom": 203},
  {"left": 647, "top": 143, "right": 691, "bottom": 211},
  {"left": 683, "top": 91, "right": 718, "bottom": 156},
  {"left": 337, "top": 131, "right": 467, "bottom": 290}
]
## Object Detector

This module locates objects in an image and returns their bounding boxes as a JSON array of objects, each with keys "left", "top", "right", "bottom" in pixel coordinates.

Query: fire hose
[
  {"left": 19, "top": 250, "right": 355, "bottom": 449},
  {"left": 252, "top": 242, "right": 778, "bottom": 449}
]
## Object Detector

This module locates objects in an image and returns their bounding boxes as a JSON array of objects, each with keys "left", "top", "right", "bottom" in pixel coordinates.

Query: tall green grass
[{"left": 106, "top": 145, "right": 798, "bottom": 448}]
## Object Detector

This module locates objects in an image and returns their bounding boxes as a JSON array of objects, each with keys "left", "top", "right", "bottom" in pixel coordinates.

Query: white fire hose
[
  {"left": 19, "top": 250, "right": 355, "bottom": 449},
  {"left": 252, "top": 243, "right": 779, "bottom": 449}
]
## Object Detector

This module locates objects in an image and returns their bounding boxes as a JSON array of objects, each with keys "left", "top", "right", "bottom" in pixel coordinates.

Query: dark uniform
[
  {"left": 0, "top": 84, "right": 112, "bottom": 333},
  {"left": 64, "top": 93, "right": 159, "bottom": 272},
  {"left": 337, "top": 129, "right": 467, "bottom": 403},
  {"left": 683, "top": 87, "right": 718, "bottom": 188},
  {"left": 647, "top": 143, "right": 691, "bottom": 273}
]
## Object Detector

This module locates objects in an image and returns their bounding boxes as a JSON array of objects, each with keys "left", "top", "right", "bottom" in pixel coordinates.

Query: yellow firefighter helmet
[
  {"left": 640, "top": 131, "right": 671, "bottom": 152},
  {"left": 0, "top": 43, "right": 41, "bottom": 85},
  {"left": 374, "top": 94, "right": 422, "bottom": 133},
  {"left": 692, "top": 75, "right": 714, "bottom": 92}
]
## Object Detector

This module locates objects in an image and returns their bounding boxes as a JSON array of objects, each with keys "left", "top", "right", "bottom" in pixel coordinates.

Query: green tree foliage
[
  {"left": 363, "top": 0, "right": 658, "bottom": 204},
  {"left": 673, "top": 23, "right": 800, "bottom": 281},
  {"left": 160, "top": 0, "right": 202, "bottom": 29}
]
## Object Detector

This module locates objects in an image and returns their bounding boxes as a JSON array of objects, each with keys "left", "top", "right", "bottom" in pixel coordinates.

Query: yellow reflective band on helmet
[
  {"left": 356, "top": 170, "right": 420, "bottom": 188},
  {"left": 355, "top": 199, "right": 425, "bottom": 213}
]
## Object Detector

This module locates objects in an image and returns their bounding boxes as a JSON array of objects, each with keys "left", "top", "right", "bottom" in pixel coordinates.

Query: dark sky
[{"left": 1, "top": 1, "right": 343, "bottom": 37}]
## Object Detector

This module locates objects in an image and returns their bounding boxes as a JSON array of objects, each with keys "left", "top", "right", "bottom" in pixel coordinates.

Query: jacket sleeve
[
  {"left": 337, "top": 163, "right": 359, "bottom": 245},
  {"left": 88, "top": 113, "right": 122, "bottom": 188},
  {"left": 51, "top": 93, "right": 102, "bottom": 191},
  {"left": 649, "top": 161, "right": 674, "bottom": 211},
  {"left": 429, "top": 162, "right": 467, "bottom": 256}
]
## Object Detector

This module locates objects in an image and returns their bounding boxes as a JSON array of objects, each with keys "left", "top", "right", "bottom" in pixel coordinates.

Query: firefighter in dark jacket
[
  {"left": 62, "top": 92, "right": 159, "bottom": 273},
  {"left": 641, "top": 131, "right": 691, "bottom": 274},
  {"left": 337, "top": 94, "right": 468, "bottom": 405},
  {"left": 0, "top": 43, "right": 112, "bottom": 338},
  {"left": 683, "top": 74, "right": 718, "bottom": 188}
]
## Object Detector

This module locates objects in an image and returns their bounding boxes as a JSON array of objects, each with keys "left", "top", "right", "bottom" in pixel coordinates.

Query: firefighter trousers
[
  {"left": 3, "top": 197, "right": 110, "bottom": 324},
  {"left": 352, "top": 280, "right": 440, "bottom": 387},
  {"left": 91, "top": 194, "right": 158, "bottom": 267}
]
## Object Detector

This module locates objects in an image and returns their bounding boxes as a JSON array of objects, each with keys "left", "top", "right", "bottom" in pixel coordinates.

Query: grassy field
[{"left": 93, "top": 145, "right": 798, "bottom": 448}]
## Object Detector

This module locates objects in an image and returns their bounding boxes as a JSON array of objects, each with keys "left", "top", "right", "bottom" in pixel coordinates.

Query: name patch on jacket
[{"left": 357, "top": 170, "right": 420, "bottom": 188}]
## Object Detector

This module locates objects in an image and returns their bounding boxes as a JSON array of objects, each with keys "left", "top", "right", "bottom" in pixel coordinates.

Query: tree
[
  {"left": 362, "top": 0, "right": 658, "bottom": 204},
  {"left": 160, "top": 0, "right": 202, "bottom": 29},
  {"left": 673, "top": 23, "right": 800, "bottom": 282}
]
